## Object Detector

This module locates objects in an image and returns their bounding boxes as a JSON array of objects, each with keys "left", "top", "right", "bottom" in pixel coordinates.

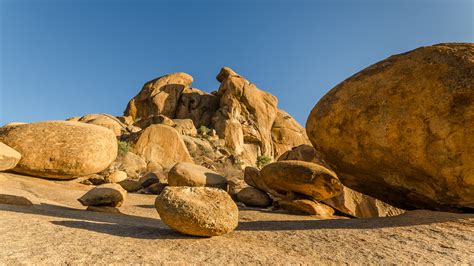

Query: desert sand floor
[{"left": 0, "top": 173, "right": 473, "bottom": 264}]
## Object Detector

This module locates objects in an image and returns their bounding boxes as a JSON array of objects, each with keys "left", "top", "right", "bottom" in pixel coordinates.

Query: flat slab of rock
[
  {"left": 168, "top": 162, "right": 228, "bottom": 190},
  {"left": 155, "top": 186, "right": 239, "bottom": 237},
  {"left": 78, "top": 183, "right": 127, "bottom": 207},
  {"left": 0, "top": 121, "right": 117, "bottom": 179},
  {"left": 0, "top": 194, "right": 33, "bottom": 206},
  {"left": 0, "top": 142, "right": 21, "bottom": 171},
  {"left": 260, "top": 160, "right": 343, "bottom": 201},
  {"left": 306, "top": 43, "right": 474, "bottom": 211}
]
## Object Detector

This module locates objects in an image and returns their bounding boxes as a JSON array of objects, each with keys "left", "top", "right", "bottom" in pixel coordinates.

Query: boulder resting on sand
[
  {"left": 0, "top": 121, "right": 117, "bottom": 179},
  {"left": 168, "top": 162, "right": 228, "bottom": 190},
  {"left": 155, "top": 186, "right": 239, "bottom": 237},
  {"left": 306, "top": 43, "right": 474, "bottom": 211},
  {"left": 78, "top": 183, "right": 127, "bottom": 207}
]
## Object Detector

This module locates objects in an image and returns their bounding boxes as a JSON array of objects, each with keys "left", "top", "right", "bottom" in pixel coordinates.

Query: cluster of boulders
[{"left": 0, "top": 43, "right": 472, "bottom": 237}]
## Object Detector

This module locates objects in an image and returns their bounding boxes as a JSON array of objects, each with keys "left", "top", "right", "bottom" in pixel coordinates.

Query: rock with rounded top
[
  {"left": 133, "top": 124, "right": 193, "bottom": 168},
  {"left": 277, "top": 144, "right": 329, "bottom": 168},
  {"left": 237, "top": 187, "right": 272, "bottom": 207},
  {"left": 306, "top": 43, "right": 474, "bottom": 211},
  {"left": 0, "top": 121, "right": 117, "bottom": 179},
  {"left": 155, "top": 186, "right": 239, "bottom": 237},
  {"left": 139, "top": 171, "right": 167, "bottom": 188},
  {"left": 78, "top": 183, "right": 127, "bottom": 207},
  {"left": 118, "top": 179, "right": 142, "bottom": 192},
  {"left": 124, "top": 72, "right": 193, "bottom": 120},
  {"left": 260, "top": 160, "right": 343, "bottom": 201},
  {"left": 0, "top": 142, "right": 21, "bottom": 171},
  {"left": 168, "top": 162, "right": 228, "bottom": 190},
  {"left": 278, "top": 199, "right": 334, "bottom": 216}
]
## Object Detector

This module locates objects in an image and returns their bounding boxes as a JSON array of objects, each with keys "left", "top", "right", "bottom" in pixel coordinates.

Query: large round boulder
[
  {"left": 237, "top": 187, "right": 272, "bottom": 207},
  {"left": 155, "top": 186, "right": 239, "bottom": 237},
  {"left": 168, "top": 162, "right": 228, "bottom": 190},
  {"left": 260, "top": 160, "right": 343, "bottom": 201},
  {"left": 306, "top": 43, "right": 474, "bottom": 211},
  {"left": 0, "top": 121, "right": 117, "bottom": 179}
]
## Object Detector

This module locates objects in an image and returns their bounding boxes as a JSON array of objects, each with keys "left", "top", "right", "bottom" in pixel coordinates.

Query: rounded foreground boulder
[
  {"left": 155, "top": 186, "right": 239, "bottom": 237},
  {"left": 306, "top": 43, "right": 474, "bottom": 211},
  {"left": 260, "top": 160, "right": 343, "bottom": 201},
  {"left": 0, "top": 121, "right": 117, "bottom": 179}
]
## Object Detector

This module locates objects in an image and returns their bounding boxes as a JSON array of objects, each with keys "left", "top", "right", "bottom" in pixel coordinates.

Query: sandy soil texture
[{"left": 0, "top": 173, "right": 473, "bottom": 264}]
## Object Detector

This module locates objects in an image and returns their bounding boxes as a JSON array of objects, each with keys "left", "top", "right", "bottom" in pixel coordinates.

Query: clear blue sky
[{"left": 1, "top": 0, "right": 472, "bottom": 125}]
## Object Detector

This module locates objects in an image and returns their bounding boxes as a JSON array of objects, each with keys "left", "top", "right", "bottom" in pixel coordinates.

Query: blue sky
[{"left": 1, "top": 0, "right": 472, "bottom": 125}]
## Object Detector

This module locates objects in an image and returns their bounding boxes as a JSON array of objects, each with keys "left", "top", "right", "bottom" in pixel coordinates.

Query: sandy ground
[{"left": 0, "top": 172, "right": 473, "bottom": 264}]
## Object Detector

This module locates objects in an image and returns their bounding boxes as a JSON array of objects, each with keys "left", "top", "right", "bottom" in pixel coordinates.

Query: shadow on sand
[
  {"left": 1, "top": 198, "right": 473, "bottom": 239},
  {"left": 0, "top": 201, "right": 193, "bottom": 240}
]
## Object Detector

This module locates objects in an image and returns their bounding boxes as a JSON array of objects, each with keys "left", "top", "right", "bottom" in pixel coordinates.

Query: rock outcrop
[
  {"left": 155, "top": 186, "right": 239, "bottom": 237},
  {"left": 122, "top": 67, "right": 308, "bottom": 168},
  {"left": 77, "top": 113, "right": 127, "bottom": 136},
  {"left": 0, "top": 121, "right": 117, "bottom": 179},
  {"left": 133, "top": 124, "right": 193, "bottom": 168},
  {"left": 0, "top": 142, "right": 21, "bottom": 171},
  {"left": 168, "top": 162, "right": 228, "bottom": 190},
  {"left": 307, "top": 43, "right": 474, "bottom": 211}
]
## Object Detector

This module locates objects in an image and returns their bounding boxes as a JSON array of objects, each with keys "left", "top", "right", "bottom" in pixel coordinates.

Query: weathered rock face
[
  {"left": 168, "top": 162, "right": 228, "bottom": 190},
  {"left": 237, "top": 187, "right": 272, "bottom": 207},
  {"left": 271, "top": 110, "right": 311, "bottom": 158},
  {"left": 133, "top": 124, "right": 193, "bottom": 168},
  {"left": 212, "top": 67, "right": 278, "bottom": 162},
  {"left": 260, "top": 160, "right": 343, "bottom": 201},
  {"left": 176, "top": 87, "right": 219, "bottom": 128},
  {"left": 78, "top": 183, "right": 127, "bottom": 207},
  {"left": 0, "top": 142, "right": 21, "bottom": 171},
  {"left": 125, "top": 72, "right": 193, "bottom": 120},
  {"left": 323, "top": 186, "right": 405, "bottom": 218},
  {"left": 155, "top": 186, "right": 239, "bottom": 237},
  {"left": 78, "top": 114, "right": 126, "bottom": 136},
  {"left": 307, "top": 43, "right": 474, "bottom": 211},
  {"left": 0, "top": 121, "right": 117, "bottom": 179}
]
